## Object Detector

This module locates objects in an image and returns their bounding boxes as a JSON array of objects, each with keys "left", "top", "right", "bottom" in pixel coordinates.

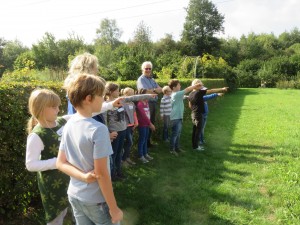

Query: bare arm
[
  {"left": 94, "top": 157, "right": 123, "bottom": 223},
  {"left": 206, "top": 87, "right": 228, "bottom": 94},
  {"left": 184, "top": 83, "right": 202, "bottom": 94},
  {"left": 56, "top": 150, "right": 97, "bottom": 183}
]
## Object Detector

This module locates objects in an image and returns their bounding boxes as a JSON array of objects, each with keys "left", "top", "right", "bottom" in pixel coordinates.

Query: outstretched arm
[{"left": 206, "top": 87, "right": 228, "bottom": 94}]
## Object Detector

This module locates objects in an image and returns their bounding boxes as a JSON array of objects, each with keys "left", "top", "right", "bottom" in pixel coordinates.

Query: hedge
[{"left": 0, "top": 78, "right": 227, "bottom": 222}]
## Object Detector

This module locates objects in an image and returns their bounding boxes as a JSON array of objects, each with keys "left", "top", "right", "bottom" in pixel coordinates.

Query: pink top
[{"left": 136, "top": 101, "right": 151, "bottom": 127}]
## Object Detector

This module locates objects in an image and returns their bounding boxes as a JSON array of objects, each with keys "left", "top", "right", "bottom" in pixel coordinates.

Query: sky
[{"left": 1, "top": 0, "right": 300, "bottom": 47}]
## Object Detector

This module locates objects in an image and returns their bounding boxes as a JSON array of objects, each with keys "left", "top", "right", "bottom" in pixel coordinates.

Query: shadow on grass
[{"left": 113, "top": 89, "right": 276, "bottom": 225}]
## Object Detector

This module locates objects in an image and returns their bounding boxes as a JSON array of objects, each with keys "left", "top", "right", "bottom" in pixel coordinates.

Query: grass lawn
[{"left": 116, "top": 88, "right": 300, "bottom": 225}]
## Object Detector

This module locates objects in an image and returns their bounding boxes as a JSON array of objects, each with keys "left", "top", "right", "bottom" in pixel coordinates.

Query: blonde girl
[{"left": 26, "top": 89, "right": 96, "bottom": 225}]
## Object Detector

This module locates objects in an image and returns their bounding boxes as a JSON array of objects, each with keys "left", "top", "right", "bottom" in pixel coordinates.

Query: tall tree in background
[
  {"left": 95, "top": 18, "right": 123, "bottom": 49},
  {"left": 181, "top": 0, "right": 224, "bottom": 56}
]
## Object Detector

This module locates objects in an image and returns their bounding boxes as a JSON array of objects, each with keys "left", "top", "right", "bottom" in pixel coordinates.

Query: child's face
[
  {"left": 42, "top": 105, "right": 59, "bottom": 123},
  {"left": 92, "top": 95, "right": 104, "bottom": 112},
  {"left": 111, "top": 89, "right": 120, "bottom": 98},
  {"left": 165, "top": 89, "right": 172, "bottom": 96}
]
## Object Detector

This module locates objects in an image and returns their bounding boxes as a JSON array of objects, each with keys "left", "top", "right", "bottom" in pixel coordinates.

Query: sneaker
[
  {"left": 176, "top": 148, "right": 186, "bottom": 153},
  {"left": 145, "top": 154, "right": 154, "bottom": 160},
  {"left": 126, "top": 158, "right": 136, "bottom": 165},
  {"left": 122, "top": 160, "right": 130, "bottom": 167},
  {"left": 139, "top": 156, "right": 149, "bottom": 163},
  {"left": 170, "top": 150, "right": 179, "bottom": 156},
  {"left": 194, "top": 146, "right": 205, "bottom": 151}
]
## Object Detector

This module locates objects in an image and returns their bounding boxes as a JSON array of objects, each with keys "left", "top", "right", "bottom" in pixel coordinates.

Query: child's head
[
  {"left": 191, "top": 79, "right": 204, "bottom": 90},
  {"left": 67, "top": 73, "right": 106, "bottom": 109},
  {"left": 168, "top": 79, "right": 181, "bottom": 91},
  {"left": 105, "top": 82, "right": 120, "bottom": 100},
  {"left": 162, "top": 85, "right": 172, "bottom": 96},
  {"left": 121, "top": 87, "right": 135, "bottom": 97},
  {"left": 27, "top": 89, "right": 61, "bottom": 133},
  {"left": 64, "top": 52, "right": 99, "bottom": 88}
]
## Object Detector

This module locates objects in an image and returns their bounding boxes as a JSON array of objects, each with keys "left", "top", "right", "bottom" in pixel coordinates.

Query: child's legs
[
  {"left": 170, "top": 119, "right": 182, "bottom": 150},
  {"left": 174, "top": 119, "right": 182, "bottom": 150},
  {"left": 138, "top": 127, "right": 148, "bottom": 157},
  {"left": 143, "top": 128, "right": 150, "bottom": 156},
  {"left": 192, "top": 118, "right": 202, "bottom": 149},
  {"left": 162, "top": 115, "right": 170, "bottom": 141},
  {"left": 47, "top": 207, "right": 68, "bottom": 225},
  {"left": 69, "top": 196, "right": 115, "bottom": 225},
  {"left": 200, "top": 115, "right": 207, "bottom": 143},
  {"left": 122, "top": 126, "right": 133, "bottom": 161},
  {"left": 111, "top": 130, "right": 126, "bottom": 175}
]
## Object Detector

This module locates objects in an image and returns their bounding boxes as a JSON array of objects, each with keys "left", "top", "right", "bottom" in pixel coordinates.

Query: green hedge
[{"left": 0, "top": 78, "right": 227, "bottom": 221}]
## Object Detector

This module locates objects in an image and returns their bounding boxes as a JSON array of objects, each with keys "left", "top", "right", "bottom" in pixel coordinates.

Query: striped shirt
[{"left": 160, "top": 95, "right": 172, "bottom": 117}]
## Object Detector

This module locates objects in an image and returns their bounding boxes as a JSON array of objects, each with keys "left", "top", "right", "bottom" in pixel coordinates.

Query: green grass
[{"left": 116, "top": 88, "right": 300, "bottom": 225}]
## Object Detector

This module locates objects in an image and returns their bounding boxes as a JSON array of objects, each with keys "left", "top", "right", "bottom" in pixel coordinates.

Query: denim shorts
[{"left": 68, "top": 196, "right": 120, "bottom": 225}]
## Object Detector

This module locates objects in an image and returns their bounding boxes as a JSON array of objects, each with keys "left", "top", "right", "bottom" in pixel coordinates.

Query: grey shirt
[{"left": 59, "top": 114, "right": 113, "bottom": 203}]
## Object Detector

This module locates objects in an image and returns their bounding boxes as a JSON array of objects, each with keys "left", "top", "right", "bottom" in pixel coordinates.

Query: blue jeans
[
  {"left": 111, "top": 129, "right": 126, "bottom": 176},
  {"left": 68, "top": 196, "right": 120, "bottom": 225},
  {"left": 199, "top": 115, "right": 207, "bottom": 144},
  {"left": 162, "top": 115, "right": 170, "bottom": 141},
  {"left": 170, "top": 119, "right": 182, "bottom": 150},
  {"left": 138, "top": 126, "right": 149, "bottom": 157},
  {"left": 122, "top": 126, "right": 133, "bottom": 161}
]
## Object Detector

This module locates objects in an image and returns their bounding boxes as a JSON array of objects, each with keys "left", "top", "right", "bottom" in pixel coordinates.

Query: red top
[{"left": 136, "top": 101, "right": 151, "bottom": 127}]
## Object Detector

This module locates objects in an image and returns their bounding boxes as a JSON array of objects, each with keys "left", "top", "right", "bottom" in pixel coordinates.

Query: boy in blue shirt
[
  {"left": 57, "top": 74, "right": 123, "bottom": 225},
  {"left": 168, "top": 79, "right": 201, "bottom": 156}
]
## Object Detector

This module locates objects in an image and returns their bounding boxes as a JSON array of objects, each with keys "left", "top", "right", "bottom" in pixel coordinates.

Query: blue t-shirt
[
  {"left": 59, "top": 114, "right": 113, "bottom": 203},
  {"left": 170, "top": 90, "right": 186, "bottom": 120}
]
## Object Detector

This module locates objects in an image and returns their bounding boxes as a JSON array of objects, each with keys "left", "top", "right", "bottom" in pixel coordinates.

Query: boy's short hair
[
  {"left": 168, "top": 79, "right": 180, "bottom": 90},
  {"left": 67, "top": 73, "right": 105, "bottom": 108},
  {"left": 192, "top": 79, "right": 202, "bottom": 86},
  {"left": 162, "top": 85, "right": 171, "bottom": 94}
]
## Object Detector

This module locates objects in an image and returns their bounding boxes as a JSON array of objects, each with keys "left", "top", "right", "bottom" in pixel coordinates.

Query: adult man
[{"left": 137, "top": 61, "right": 162, "bottom": 147}]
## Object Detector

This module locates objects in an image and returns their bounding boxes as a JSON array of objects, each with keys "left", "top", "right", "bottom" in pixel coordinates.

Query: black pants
[
  {"left": 192, "top": 116, "right": 202, "bottom": 149},
  {"left": 148, "top": 101, "right": 157, "bottom": 145}
]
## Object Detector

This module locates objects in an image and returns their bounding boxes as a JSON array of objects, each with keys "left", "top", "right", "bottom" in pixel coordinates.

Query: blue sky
[{"left": 1, "top": 0, "right": 299, "bottom": 47}]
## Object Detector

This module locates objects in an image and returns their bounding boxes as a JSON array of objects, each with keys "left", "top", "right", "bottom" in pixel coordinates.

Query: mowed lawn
[{"left": 115, "top": 88, "right": 300, "bottom": 225}]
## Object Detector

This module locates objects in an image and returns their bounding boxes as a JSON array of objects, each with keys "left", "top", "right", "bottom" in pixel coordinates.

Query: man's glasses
[{"left": 145, "top": 68, "right": 152, "bottom": 71}]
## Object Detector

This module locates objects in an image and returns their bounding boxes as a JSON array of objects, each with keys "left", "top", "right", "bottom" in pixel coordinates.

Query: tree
[
  {"left": 1, "top": 39, "right": 28, "bottom": 72},
  {"left": 181, "top": 0, "right": 224, "bottom": 56},
  {"left": 95, "top": 18, "right": 123, "bottom": 48},
  {"left": 131, "top": 21, "right": 152, "bottom": 45}
]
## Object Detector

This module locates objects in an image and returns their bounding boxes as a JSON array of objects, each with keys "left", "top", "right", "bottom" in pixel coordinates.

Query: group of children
[{"left": 25, "top": 52, "right": 228, "bottom": 225}]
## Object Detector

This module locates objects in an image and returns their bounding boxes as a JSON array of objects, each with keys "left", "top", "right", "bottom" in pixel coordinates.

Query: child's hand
[
  {"left": 112, "top": 97, "right": 124, "bottom": 108},
  {"left": 110, "top": 131, "right": 118, "bottom": 141},
  {"left": 110, "top": 207, "right": 123, "bottom": 224},
  {"left": 222, "top": 87, "right": 229, "bottom": 92},
  {"left": 218, "top": 93, "right": 224, "bottom": 97},
  {"left": 150, "top": 123, "right": 155, "bottom": 131},
  {"left": 84, "top": 170, "right": 98, "bottom": 183}
]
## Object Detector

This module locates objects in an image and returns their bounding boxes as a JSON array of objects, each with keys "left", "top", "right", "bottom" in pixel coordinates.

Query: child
[
  {"left": 56, "top": 74, "right": 123, "bottom": 225},
  {"left": 200, "top": 93, "right": 224, "bottom": 145},
  {"left": 136, "top": 89, "right": 156, "bottom": 163},
  {"left": 188, "top": 79, "right": 228, "bottom": 151},
  {"left": 25, "top": 89, "right": 96, "bottom": 225},
  {"left": 168, "top": 79, "right": 202, "bottom": 156},
  {"left": 105, "top": 83, "right": 155, "bottom": 180},
  {"left": 160, "top": 86, "right": 172, "bottom": 142},
  {"left": 64, "top": 52, "right": 123, "bottom": 115},
  {"left": 120, "top": 87, "right": 139, "bottom": 166}
]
